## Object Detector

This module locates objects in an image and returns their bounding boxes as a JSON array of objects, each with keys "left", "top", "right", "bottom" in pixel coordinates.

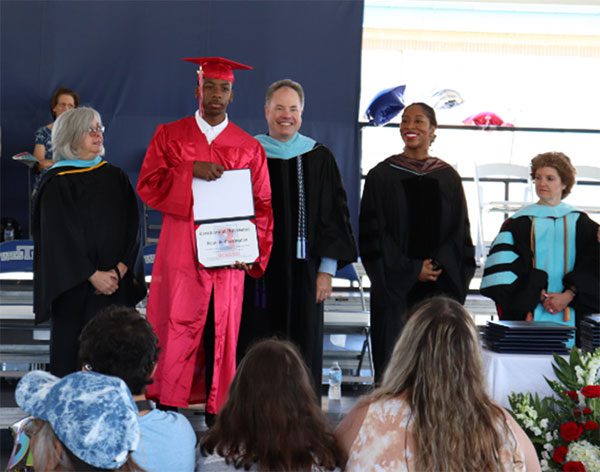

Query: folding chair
[{"left": 474, "top": 163, "right": 534, "bottom": 264}]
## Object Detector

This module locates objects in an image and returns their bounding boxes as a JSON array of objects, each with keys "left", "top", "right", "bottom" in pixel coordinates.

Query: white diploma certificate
[
  {"left": 193, "top": 169, "right": 254, "bottom": 222},
  {"left": 195, "top": 220, "right": 259, "bottom": 268},
  {"left": 192, "top": 169, "right": 259, "bottom": 267}
]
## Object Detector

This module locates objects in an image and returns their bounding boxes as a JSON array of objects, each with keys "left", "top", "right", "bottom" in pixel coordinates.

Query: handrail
[{"left": 359, "top": 121, "right": 600, "bottom": 134}]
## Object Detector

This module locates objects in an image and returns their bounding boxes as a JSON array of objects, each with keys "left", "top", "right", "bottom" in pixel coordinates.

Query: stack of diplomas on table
[
  {"left": 580, "top": 314, "right": 600, "bottom": 353},
  {"left": 484, "top": 320, "right": 575, "bottom": 355},
  {"left": 193, "top": 168, "right": 259, "bottom": 268}
]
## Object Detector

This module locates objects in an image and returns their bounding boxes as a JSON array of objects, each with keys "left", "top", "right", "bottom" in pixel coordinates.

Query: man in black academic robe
[{"left": 238, "top": 79, "right": 357, "bottom": 392}]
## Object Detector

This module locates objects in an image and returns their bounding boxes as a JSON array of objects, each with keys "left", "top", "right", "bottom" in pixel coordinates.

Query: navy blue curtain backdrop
[{"left": 1, "top": 0, "right": 363, "bottom": 235}]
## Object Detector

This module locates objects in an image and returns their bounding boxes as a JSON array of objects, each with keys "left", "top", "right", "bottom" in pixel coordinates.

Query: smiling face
[
  {"left": 78, "top": 118, "right": 104, "bottom": 160},
  {"left": 534, "top": 166, "right": 566, "bottom": 206},
  {"left": 400, "top": 104, "right": 436, "bottom": 152},
  {"left": 264, "top": 86, "right": 303, "bottom": 142},
  {"left": 200, "top": 78, "right": 233, "bottom": 126}
]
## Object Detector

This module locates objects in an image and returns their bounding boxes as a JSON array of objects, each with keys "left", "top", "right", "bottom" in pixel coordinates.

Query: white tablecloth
[{"left": 482, "top": 348, "right": 560, "bottom": 408}]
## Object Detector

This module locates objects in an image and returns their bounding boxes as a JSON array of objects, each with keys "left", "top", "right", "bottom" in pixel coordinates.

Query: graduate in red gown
[{"left": 137, "top": 57, "right": 273, "bottom": 418}]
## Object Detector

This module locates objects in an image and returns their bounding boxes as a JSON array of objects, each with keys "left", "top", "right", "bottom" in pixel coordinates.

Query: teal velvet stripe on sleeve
[
  {"left": 491, "top": 231, "right": 514, "bottom": 248},
  {"left": 481, "top": 271, "right": 518, "bottom": 289},
  {"left": 485, "top": 250, "right": 518, "bottom": 268}
]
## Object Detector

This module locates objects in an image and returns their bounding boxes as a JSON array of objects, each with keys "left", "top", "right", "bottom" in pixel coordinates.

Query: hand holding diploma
[
  {"left": 231, "top": 261, "right": 253, "bottom": 270},
  {"left": 193, "top": 161, "right": 224, "bottom": 181}
]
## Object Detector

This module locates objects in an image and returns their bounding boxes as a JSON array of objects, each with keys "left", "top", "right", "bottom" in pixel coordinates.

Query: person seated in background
[
  {"left": 78, "top": 305, "right": 196, "bottom": 472},
  {"left": 14, "top": 370, "right": 142, "bottom": 471},
  {"left": 335, "top": 297, "right": 540, "bottom": 472},
  {"left": 33, "top": 87, "right": 79, "bottom": 170},
  {"left": 481, "top": 152, "right": 599, "bottom": 344},
  {"left": 199, "top": 338, "right": 345, "bottom": 471}
]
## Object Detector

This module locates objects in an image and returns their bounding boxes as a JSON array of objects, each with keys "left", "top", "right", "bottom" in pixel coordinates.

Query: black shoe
[{"left": 205, "top": 412, "right": 216, "bottom": 428}]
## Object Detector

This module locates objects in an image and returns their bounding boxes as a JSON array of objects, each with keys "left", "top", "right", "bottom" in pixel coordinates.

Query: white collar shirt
[{"left": 195, "top": 110, "right": 229, "bottom": 144}]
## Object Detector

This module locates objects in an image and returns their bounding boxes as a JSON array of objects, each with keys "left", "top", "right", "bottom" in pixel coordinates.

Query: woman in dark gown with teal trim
[
  {"left": 481, "top": 152, "right": 600, "bottom": 346},
  {"left": 33, "top": 107, "right": 146, "bottom": 377}
]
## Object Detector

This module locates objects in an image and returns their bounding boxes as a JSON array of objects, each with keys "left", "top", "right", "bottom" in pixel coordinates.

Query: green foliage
[{"left": 508, "top": 347, "right": 600, "bottom": 471}]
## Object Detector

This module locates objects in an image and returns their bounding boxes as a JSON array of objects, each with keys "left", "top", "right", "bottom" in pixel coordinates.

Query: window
[{"left": 360, "top": 0, "right": 600, "bottom": 237}]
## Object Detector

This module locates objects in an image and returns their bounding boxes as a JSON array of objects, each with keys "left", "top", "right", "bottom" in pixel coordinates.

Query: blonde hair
[
  {"left": 371, "top": 297, "right": 513, "bottom": 471},
  {"left": 31, "top": 420, "right": 143, "bottom": 471}
]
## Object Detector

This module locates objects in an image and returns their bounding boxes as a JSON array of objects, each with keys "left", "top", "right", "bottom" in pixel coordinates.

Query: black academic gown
[
  {"left": 32, "top": 161, "right": 146, "bottom": 376},
  {"left": 481, "top": 213, "right": 599, "bottom": 324},
  {"left": 359, "top": 155, "right": 475, "bottom": 381},
  {"left": 239, "top": 144, "right": 357, "bottom": 391}
]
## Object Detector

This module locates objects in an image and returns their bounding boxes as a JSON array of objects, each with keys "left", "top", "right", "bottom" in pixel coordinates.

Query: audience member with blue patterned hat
[{"left": 15, "top": 370, "right": 142, "bottom": 471}]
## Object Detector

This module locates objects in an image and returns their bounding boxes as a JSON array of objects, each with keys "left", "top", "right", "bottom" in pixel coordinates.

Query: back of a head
[
  {"left": 376, "top": 297, "right": 508, "bottom": 471},
  {"left": 380, "top": 296, "right": 483, "bottom": 397},
  {"left": 15, "top": 370, "right": 140, "bottom": 471},
  {"left": 232, "top": 338, "right": 316, "bottom": 413},
  {"left": 79, "top": 306, "right": 158, "bottom": 395},
  {"left": 202, "top": 338, "right": 343, "bottom": 470}
]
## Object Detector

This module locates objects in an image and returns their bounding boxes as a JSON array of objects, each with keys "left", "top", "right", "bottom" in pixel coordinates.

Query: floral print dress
[{"left": 345, "top": 397, "right": 527, "bottom": 471}]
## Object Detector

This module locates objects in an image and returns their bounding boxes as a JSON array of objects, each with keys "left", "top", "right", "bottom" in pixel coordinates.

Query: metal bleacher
[
  {"left": 0, "top": 238, "right": 498, "bottom": 385},
  {"left": 0, "top": 240, "right": 49, "bottom": 378},
  {"left": 323, "top": 262, "right": 374, "bottom": 385}
]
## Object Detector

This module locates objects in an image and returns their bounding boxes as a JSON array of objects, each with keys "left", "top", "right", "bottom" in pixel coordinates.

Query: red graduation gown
[{"left": 137, "top": 116, "right": 273, "bottom": 413}]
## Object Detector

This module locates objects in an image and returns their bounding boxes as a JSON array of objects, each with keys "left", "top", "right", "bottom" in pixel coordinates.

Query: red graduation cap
[
  {"left": 183, "top": 57, "right": 252, "bottom": 118},
  {"left": 182, "top": 56, "right": 252, "bottom": 83}
]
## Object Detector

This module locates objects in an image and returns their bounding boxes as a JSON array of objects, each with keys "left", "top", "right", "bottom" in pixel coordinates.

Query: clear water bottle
[
  {"left": 328, "top": 361, "right": 342, "bottom": 401},
  {"left": 3, "top": 221, "right": 14, "bottom": 241}
]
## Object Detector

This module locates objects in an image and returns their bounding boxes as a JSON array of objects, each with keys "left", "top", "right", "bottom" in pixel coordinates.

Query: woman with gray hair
[{"left": 32, "top": 106, "right": 146, "bottom": 377}]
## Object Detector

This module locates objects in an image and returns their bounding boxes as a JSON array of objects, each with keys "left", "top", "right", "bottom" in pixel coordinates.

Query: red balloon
[{"left": 463, "top": 112, "right": 513, "bottom": 127}]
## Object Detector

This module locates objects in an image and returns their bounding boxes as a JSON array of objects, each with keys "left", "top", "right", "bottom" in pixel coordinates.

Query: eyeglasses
[{"left": 87, "top": 125, "right": 105, "bottom": 136}]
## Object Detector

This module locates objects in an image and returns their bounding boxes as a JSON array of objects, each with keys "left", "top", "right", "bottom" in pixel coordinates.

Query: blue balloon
[{"left": 365, "top": 85, "right": 406, "bottom": 126}]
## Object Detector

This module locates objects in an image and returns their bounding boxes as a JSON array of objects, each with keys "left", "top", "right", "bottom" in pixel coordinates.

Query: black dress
[
  {"left": 359, "top": 154, "right": 475, "bottom": 380},
  {"left": 239, "top": 144, "right": 357, "bottom": 391},
  {"left": 32, "top": 161, "right": 147, "bottom": 376}
]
